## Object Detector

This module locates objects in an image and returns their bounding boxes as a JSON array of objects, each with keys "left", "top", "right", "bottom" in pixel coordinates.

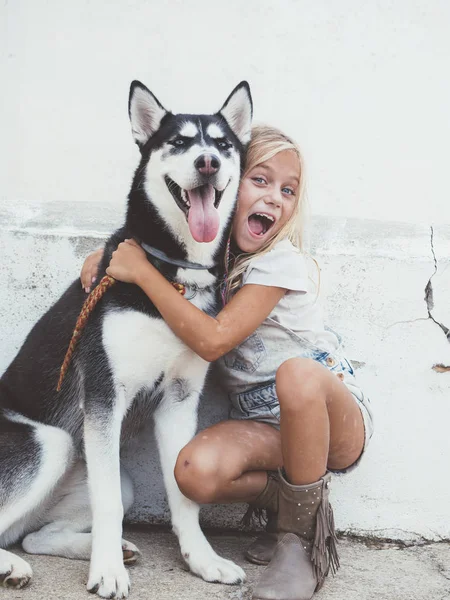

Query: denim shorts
[{"left": 218, "top": 322, "right": 374, "bottom": 474}]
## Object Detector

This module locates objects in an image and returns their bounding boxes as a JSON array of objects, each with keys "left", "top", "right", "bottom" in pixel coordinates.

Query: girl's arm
[{"left": 106, "top": 239, "right": 286, "bottom": 362}]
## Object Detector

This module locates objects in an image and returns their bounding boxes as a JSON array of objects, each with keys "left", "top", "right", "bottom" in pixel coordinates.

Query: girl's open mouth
[{"left": 247, "top": 212, "right": 276, "bottom": 237}]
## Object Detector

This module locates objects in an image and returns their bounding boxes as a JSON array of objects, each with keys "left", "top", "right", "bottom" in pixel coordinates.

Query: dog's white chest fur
[{"left": 102, "top": 309, "right": 210, "bottom": 401}]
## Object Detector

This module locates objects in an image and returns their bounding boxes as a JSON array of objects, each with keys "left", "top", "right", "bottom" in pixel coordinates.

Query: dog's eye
[
  {"left": 217, "top": 139, "right": 231, "bottom": 150},
  {"left": 170, "top": 137, "right": 189, "bottom": 147}
]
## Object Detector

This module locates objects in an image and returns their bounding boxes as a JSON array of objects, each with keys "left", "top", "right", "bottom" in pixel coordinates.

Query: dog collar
[{"left": 141, "top": 242, "right": 215, "bottom": 271}]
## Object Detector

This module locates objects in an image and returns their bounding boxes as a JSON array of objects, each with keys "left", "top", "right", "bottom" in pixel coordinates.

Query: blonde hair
[{"left": 225, "top": 124, "right": 307, "bottom": 299}]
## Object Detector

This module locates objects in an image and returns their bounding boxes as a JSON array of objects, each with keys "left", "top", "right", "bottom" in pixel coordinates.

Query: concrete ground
[{"left": 2, "top": 527, "right": 449, "bottom": 600}]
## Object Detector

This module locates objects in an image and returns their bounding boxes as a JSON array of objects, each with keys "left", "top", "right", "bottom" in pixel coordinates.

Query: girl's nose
[{"left": 264, "top": 190, "right": 282, "bottom": 207}]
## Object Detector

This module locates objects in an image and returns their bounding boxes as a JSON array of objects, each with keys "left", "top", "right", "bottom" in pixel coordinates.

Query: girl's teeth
[{"left": 255, "top": 213, "right": 274, "bottom": 222}]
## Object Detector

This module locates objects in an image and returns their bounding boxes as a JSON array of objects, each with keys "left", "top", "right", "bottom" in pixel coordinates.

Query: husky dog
[{"left": 0, "top": 80, "right": 252, "bottom": 598}]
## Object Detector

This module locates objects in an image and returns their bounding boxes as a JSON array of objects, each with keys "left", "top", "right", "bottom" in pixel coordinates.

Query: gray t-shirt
[
  {"left": 216, "top": 238, "right": 340, "bottom": 394},
  {"left": 243, "top": 238, "right": 339, "bottom": 353}
]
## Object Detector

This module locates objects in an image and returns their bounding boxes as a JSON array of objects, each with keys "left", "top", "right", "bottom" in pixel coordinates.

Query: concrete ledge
[{"left": 1, "top": 201, "right": 449, "bottom": 540}]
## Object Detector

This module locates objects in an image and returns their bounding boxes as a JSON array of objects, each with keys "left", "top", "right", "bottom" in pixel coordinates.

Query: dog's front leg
[
  {"left": 154, "top": 392, "right": 246, "bottom": 585},
  {"left": 83, "top": 390, "right": 130, "bottom": 599}
]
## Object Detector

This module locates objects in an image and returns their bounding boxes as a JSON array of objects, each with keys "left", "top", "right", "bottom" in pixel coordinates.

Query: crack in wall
[
  {"left": 424, "top": 226, "right": 450, "bottom": 343},
  {"left": 432, "top": 364, "right": 450, "bottom": 373}
]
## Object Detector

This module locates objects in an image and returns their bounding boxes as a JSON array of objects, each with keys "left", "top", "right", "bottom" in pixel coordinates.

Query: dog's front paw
[
  {"left": 0, "top": 553, "right": 33, "bottom": 589},
  {"left": 185, "top": 549, "right": 246, "bottom": 585},
  {"left": 87, "top": 560, "right": 130, "bottom": 599}
]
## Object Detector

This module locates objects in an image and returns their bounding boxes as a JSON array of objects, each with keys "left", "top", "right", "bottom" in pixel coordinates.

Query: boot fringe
[
  {"left": 241, "top": 505, "right": 268, "bottom": 529},
  {"left": 241, "top": 471, "right": 279, "bottom": 529},
  {"left": 311, "top": 488, "right": 340, "bottom": 583}
]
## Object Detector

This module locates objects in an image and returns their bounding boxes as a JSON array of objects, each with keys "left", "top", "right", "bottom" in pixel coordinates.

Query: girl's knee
[
  {"left": 276, "top": 357, "right": 325, "bottom": 412},
  {"left": 174, "top": 445, "right": 222, "bottom": 504},
  {"left": 276, "top": 357, "right": 318, "bottom": 382}
]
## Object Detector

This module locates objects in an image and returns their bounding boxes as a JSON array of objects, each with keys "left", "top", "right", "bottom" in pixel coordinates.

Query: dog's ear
[
  {"left": 128, "top": 81, "right": 168, "bottom": 146},
  {"left": 219, "top": 81, "right": 253, "bottom": 145}
]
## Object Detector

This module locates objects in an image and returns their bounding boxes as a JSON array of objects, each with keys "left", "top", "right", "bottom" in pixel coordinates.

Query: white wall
[
  {"left": 3, "top": 1, "right": 450, "bottom": 225},
  {"left": 2, "top": 2, "right": 450, "bottom": 540}
]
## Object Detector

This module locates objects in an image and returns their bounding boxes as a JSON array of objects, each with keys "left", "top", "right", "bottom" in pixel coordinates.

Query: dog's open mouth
[
  {"left": 248, "top": 213, "right": 276, "bottom": 237},
  {"left": 165, "top": 177, "right": 224, "bottom": 243}
]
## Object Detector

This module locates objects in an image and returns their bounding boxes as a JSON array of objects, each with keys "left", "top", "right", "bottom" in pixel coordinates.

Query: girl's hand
[
  {"left": 81, "top": 248, "right": 104, "bottom": 293},
  {"left": 106, "top": 239, "right": 149, "bottom": 285}
]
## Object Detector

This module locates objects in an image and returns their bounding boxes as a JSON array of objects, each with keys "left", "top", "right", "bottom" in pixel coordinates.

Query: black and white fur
[{"left": 0, "top": 81, "right": 252, "bottom": 598}]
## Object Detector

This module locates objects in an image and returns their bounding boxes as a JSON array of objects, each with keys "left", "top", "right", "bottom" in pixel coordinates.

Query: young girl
[{"left": 81, "top": 125, "right": 374, "bottom": 600}]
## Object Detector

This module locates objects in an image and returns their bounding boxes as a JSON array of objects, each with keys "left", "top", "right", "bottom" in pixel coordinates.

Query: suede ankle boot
[
  {"left": 252, "top": 470, "right": 339, "bottom": 600},
  {"left": 244, "top": 472, "right": 280, "bottom": 565}
]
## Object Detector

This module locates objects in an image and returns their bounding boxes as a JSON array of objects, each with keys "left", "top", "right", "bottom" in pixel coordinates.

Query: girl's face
[{"left": 232, "top": 150, "right": 300, "bottom": 253}]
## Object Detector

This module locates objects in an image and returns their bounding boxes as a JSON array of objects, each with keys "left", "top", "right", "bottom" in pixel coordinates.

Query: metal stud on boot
[{"left": 252, "top": 470, "right": 339, "bottom": 600}]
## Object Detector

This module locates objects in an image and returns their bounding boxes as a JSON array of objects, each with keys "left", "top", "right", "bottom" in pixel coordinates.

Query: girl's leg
[
  {"left": 175, "top": 419, "right": 283, "bottom": 505},
  {"left": 277, "top": 357, "right": 365, "bottom": 484},
  {"left": 175, "top": 360, "right": 366, "bottom": 598},
  {"left": 175, "top": 357, "right": 364, "bottom": 502},
  {"left": 252, "top": 358, "right": 366, "bottom": 600}
]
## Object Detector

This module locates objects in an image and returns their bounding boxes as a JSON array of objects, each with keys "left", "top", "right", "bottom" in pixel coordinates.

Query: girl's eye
[
  {"left": 282, "top": 187, "right": 295, "bottom": 196},
  {"left": 253, "top": 177, "right": 266, "bottom": 184}
]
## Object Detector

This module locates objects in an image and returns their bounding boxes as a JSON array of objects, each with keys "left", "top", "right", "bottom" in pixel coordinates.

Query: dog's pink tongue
[{"left": 187, "top": 185, "right": 219, "bottom": 243}]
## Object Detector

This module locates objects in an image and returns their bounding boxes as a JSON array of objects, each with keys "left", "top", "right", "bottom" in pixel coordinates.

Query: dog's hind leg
[
  {"left": 83, "top": 388, "right": 131, "bottom": 599},
  {"left": 22, "top": 462, "right": 140, "bottom": 564},
  {"left": 0, "top": 412, "right": 74, "bottom": 588},
  {"left": 154, "top": 386, "right": 246, "bottom": 585}
]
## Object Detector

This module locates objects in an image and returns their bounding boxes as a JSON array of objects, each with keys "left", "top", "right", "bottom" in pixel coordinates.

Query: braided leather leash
[
  {"left": 56, "top": 276, "right": 186, "bottom": 392},
  {"left": 56, "top": 276, "right": 116, "bottom": 392}
]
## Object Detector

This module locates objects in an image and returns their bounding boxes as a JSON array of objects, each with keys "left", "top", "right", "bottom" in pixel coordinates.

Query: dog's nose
[{"left": 194, "top": 154, "right": 221, "bottom": 176}]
